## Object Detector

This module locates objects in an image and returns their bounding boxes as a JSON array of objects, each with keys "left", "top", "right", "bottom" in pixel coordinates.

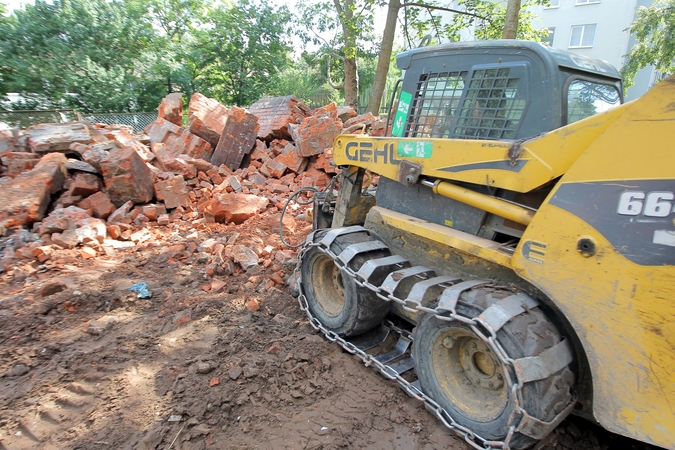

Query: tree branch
[
  {"left": 326, "top": 53, "right": 345, "bottom": 90},
  {"left": 402, "top": 2, "right": 491, "bottom": 22}
]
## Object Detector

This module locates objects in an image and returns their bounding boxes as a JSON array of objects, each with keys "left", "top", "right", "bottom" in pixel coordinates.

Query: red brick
[
  {"left": 188, "top": 93, "right": 229, "bottom": 147},
  {"left": 72, "top": 142, "right": 111, "bottom": 173},
  {"left": 299, "top": 168, "right": 331, "bottom": 189},
  {"left": 25, "top": 122, "right": 92, "bottom": 154},
  {"left": 69, "top": 172, "right": 101, "bottom": 197},
  {"left": 344, "top": 112, "right": 384, "bottom": 135},
  {"left": 200, "top": 193, "right": 269, "bottom": 224},
  {"left": 158, "top": 93, "right": 183, "bottom": 126},
  {"left": 113, "top": 129, "right": 154, "bottom": 162},
  {"left": 100, "top": 147, "right": 154, "bottom": 206},
  {"left": 144, "top": 117, "right": 181, "bottom": 144},
  {"left": 1, "top": 152, "right": 40, "bottom": 177},
  {"left": 206, "top": 168, "right": 223, "bottom": 185},
  {"left": 337, "top": 105, "right": 357, "bottom": 122},
  {"left": 86, "top": 192, "right": 116, "bottom": 219},
  {"left": 166, "top": 128, "right": 213, "bottom": 161},
  {"left": 0, "top": 153, "right": 67, "bottom": 228},
  {"left": 154, "top": 175, "right": 190, "bottom": 209},
  {"left": 249, "top": 95, "right": 311, "bottom": 140},
  {"left": 107, "top": 201, "right": 134, "bottom": 224},
  {"left": 274, "top": 143, "right": 307, "bottom": 174},
  {"left": 314, "top": 148, "right": 338, "bottom": 174},
  {"left": 250, "top": 140, "right": 270, "bottom": 161},
  {"left": 260, "top": 159, "right": 286, "bottom": 179},
  {"left": 56, "top": 192, "right": 83, "bottom": 208},
  {"left": 211, "top": 107, "right": 259, "bottom": 170},
  {"left": 151, "top": 143, "right": 197, "bottom": 179},
  {"left": 139, "top": 204, "right": 166, "bottom": 222},
  {"left": 289, "top": 113, "right": 343, "bottom": 157}
]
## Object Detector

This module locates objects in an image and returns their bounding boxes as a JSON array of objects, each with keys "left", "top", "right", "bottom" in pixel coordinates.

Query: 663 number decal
[{"left": 617, "top": 191, "right": 675, "bottom": 217}]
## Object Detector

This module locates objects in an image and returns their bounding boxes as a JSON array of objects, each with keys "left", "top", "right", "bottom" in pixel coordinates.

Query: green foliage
[
  {"left": 621, "top": 0, "right": 675, "bottom": 88},
  {"left": 401, "top": 0, "right": 549, "bottom": 47},
  {"left": 195, "top": 0, "right": 292, "bottom": 107},
  {"left": 0, "top": 0, "right": 158, "bottom": 112}
]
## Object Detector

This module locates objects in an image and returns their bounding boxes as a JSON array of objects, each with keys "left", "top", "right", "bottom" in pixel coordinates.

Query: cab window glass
[{"left": 567, "top": 80, "right": 620, "bottom": 123}]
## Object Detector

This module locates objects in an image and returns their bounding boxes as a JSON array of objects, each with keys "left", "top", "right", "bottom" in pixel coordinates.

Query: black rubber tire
[
  {"left": 300, "top": 230, "right": 391, "bottom": 337},
  {"left": 413, "top": 287, "right": 575, "bottom": 449}
]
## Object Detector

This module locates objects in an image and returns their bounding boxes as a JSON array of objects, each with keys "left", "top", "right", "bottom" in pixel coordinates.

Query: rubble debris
[
  {"left": 211, "top": 107, "right": 259, "bottom": 170},
  {"left": 145, "top": 118, "right": 213, "bottom": 161},
  {"left": 289, "top": 102, "right": 343, "bottom": 157},
  {"left": 154, "top": 175, "right": 190, "bottom": 210},
  {"left": 25, "top": 122, "right": 92, "bottom": 154},
  {"left": 100, "top": 147, "right": 155, "bottom": 206},
  {"left": 1, "top": 152, "right": 40, "bottom": 178},
  {"left": 0, "top": 153, "right": 67, "bottom": 228},
  {"left": 158, "top": 93, "right": 184, "bottom": 127},
  {"left": 0, "top": 129, "right": 19, "bottom": 152},
  {"left": 188, "top": 93, "right": 230, "bottom": 148},
  {"left": 201, "top": 193, "right": 269, "bottom": 224},
  {"left": 249, "top": 96, "right": 311, "bottom": 140}
]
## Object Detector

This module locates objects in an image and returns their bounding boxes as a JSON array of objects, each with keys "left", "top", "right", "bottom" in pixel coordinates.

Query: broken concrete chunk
[
  {"left": 200, "top": 193, "right": 269, "bottom": 224},
  {"left": 188, "top": 93, "right": 230, "bottom": 148},
  {"left": 107, "top": 201, "right": 134, "bottom": 224},
  {"left": 231, "top": 245, "right": 259, "bottom": 270},
  {"left": 210, "top": 107, "right": 259, "bottom": 170},
  {"left": 158, "top": 92, "right": 183, "bottom": 126},
  {"left": 100, "top": 147, "right": 155, "bottom": 206},
  {"left": 154, "top": 175, "right": 189, "bottom": 209},
  {"left": 52, "top": 229, "right": 79, "bottom": 249},
  {"left": 248, "top": 95, "right": 311, "bottom": 140},
  {"left": 0, "top": 129, "right": 18, "bottom": 152},
  {"left": 87, "top": 316, "right": 118, "bottom": 335},
  {"left": 25, "top": 122, "right": 92, "bottom": 154},
  {"left": 0, "top": 153, "right": 67, "bottom": 228}
]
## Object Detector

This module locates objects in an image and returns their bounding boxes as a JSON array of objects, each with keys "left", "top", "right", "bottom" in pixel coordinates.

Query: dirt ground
[{"left": 0, "top": 212, "right": 662, "bottom": 450}]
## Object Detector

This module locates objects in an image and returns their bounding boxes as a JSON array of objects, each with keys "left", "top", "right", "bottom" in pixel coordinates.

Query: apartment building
[{"left": 530, "top": 0, "right": 656, "bottom": 100}]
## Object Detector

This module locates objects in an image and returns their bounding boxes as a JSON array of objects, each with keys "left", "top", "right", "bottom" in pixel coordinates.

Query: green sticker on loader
[
  {"left": 391, "top": 91, "right": 412, "bottom": 137},
  {"left": 397, "top": 141, "right": 433, "bottom": 159}
]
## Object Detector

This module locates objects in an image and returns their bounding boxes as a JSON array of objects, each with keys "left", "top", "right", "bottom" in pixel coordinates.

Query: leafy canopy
[{"left": 621, "top": 0, "right": 675, "bottom": 88}]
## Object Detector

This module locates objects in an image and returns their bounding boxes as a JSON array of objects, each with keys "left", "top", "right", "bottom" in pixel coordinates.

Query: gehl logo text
[{"left": 345, "top": 142, "right": 402, "bottom": 165}]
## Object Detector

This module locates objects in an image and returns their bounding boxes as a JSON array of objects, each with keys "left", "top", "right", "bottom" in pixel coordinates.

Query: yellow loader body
[{"left": 331, "top": 77, "right": 675, "bottom": 448}]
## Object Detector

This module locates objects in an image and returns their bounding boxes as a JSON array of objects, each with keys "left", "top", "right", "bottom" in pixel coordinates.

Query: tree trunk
[
  {"left": 366, "top": 0, "right": 401, "bottom": 115},
  {"left": 502, "top": 0, "right": 521, "bottom": 39},
  {"left": 334, "top": 0, "right": 359, "bottom": 110}
]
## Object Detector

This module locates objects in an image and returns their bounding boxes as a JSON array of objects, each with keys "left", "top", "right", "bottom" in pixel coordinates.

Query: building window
[
  {"left": 569, "top": 24, "right": 596, "bottom": 48},
  {"left": 542, "top": 27, "right": 555, "bottom": 46},
  {"left": 546, "top": 0, "right": 560, "bottom": 8},
  {"left": 576, "top": 0, "right": 601, "bottom": 4}
]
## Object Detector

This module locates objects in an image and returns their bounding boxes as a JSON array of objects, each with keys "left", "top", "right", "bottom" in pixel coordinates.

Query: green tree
[
  {"left": 196, "top": 0, "right": 292, "bottom": 107},
  {"left": 0, "top": 0, "right": 161, "bottom": 112},
  {"left": 621, "top": 0, "right": 675, "bottom": 88}
]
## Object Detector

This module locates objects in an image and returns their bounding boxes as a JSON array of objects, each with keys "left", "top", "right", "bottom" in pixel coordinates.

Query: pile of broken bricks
[{"left": 0, "top": 92, "right": 385, "bottom": 277}]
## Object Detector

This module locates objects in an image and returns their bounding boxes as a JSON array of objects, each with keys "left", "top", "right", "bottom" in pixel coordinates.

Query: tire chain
[{"left": 295, "top": 226, "right": 573, "bottom": 450}]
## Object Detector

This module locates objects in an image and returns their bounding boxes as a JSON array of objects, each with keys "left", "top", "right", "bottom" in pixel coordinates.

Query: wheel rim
[
  {"left": 310, "top": 254, "right": 346, "bottom": 318},
  {"left": 430, "top": 327, "right": 508, "bottom": 421}
]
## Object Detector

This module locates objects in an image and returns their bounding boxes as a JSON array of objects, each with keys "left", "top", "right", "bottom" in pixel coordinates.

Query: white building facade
[{"left": 530, "top": 0, "right": 656, "bottom": 100}]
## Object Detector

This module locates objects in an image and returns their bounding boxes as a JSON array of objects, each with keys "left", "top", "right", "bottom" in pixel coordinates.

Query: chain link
[{"left": 294, "top": 233, "right": 527, "bottom": 450}]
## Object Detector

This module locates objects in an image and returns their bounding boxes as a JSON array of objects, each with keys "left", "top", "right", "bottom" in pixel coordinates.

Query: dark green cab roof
[{"left": 397, "top": 40, "right": 622, "bottom": 81}]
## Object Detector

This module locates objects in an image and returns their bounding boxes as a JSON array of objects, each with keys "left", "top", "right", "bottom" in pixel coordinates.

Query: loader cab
[
  {"left": 377, "top": 41, "right": 623, "bottom": 243},
  {"left": 390, "top": 40, "right": 623, "bottom": 140}
]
